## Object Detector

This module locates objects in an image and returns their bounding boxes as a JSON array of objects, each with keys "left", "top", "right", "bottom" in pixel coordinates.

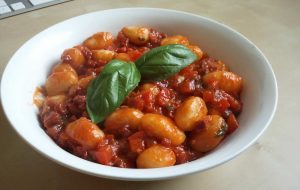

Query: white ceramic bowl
[{"left": 1, "top": 8, "right": 277, "bottom": 181}]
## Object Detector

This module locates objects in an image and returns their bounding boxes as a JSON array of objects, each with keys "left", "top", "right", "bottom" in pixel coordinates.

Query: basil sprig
[
  {"left": 87, "top": 44, "right": 196, "bottom": 123},
  {"left": 87, "top": 60, "right": 141, "bottom": 124},
  {"left": 136, "top": 44, "right": 197, "bottom": 81}
]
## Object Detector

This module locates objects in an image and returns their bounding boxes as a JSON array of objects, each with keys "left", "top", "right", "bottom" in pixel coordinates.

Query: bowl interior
[{"left": 0, "top": 8, "right": 277, "bottom": 180}]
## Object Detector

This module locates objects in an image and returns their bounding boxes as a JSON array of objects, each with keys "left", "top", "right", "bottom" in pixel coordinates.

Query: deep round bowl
[{"left": 1, "top": 8, "right": 277, "bottom": 180}]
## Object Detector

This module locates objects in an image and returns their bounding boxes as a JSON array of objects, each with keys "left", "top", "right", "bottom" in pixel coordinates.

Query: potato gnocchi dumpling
[{"left": 38, "top": 26, "right": 243, "bottom": 169}]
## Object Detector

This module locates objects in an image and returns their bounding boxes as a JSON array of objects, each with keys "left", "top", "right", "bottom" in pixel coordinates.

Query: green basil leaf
[
  {"left": 86, "top": 60, "right": 141, "bottom": 123},
  {"left": 135, "top": 44, "right": 197, "bottom": 81}
]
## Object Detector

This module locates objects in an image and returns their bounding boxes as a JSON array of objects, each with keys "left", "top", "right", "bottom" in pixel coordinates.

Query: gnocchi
[
  {"left": 188, "top": 45, "right": 203, "bottom": 60},
  {"left": 65, "top": 117, "right": 104, "bottom": 149},
  {"left": 122, "top": 26, "right": 150, "bottom": 45},
  {"left": 52, "top": 63, "right": 76, "bottom": 74},
  {"left": 83, "top": 32, "right": 114, "bottom": 50},
  {"left": 45, "top": 70, "right": 78, "bottom": 96},
  {"left": 104, "top": 107, "right": 144, "bottom": 134},
  {"left": 38, "top": 26, "right": 243, "bottom": 169},
  {"left": 190, "top": 115, "right": 227, "bottom": 152},
  {"left": 92, "top": 49, "right": 116, "bottom": 62},
  {"left": 175, "top": 96, "right": 207, "bottom": 131},
  {"left": 161, "top": 35, "right": 189, "bottom": 46},
  {"left": 140, "top": 113, "right": 186, "bottom": 146},
  {"left": 203, "top": 71, "right": 243, "bottom": 97},
  {"left": 61, "top": 48, "right": 85, "bottom": 70},
  {"left": 136, "top": 145, "right": 176, "bottom": 168},
  {"left": 44, "top": 95, "right": 66, "bottom": 106}
]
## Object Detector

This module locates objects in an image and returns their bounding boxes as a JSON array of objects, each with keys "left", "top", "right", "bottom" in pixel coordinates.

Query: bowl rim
[{"left": 0, "top": 7, "right": 278, "bottom": 181}]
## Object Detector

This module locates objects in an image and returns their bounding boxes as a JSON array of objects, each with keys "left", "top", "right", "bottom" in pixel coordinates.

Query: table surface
[{"left": 0, "top": 0, "right": 299, "bottom": 189}]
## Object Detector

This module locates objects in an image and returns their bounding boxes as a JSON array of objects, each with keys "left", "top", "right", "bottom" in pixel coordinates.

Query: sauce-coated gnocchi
[{"left": 38, "top": 26, "right": 243, "bottom": 168}]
